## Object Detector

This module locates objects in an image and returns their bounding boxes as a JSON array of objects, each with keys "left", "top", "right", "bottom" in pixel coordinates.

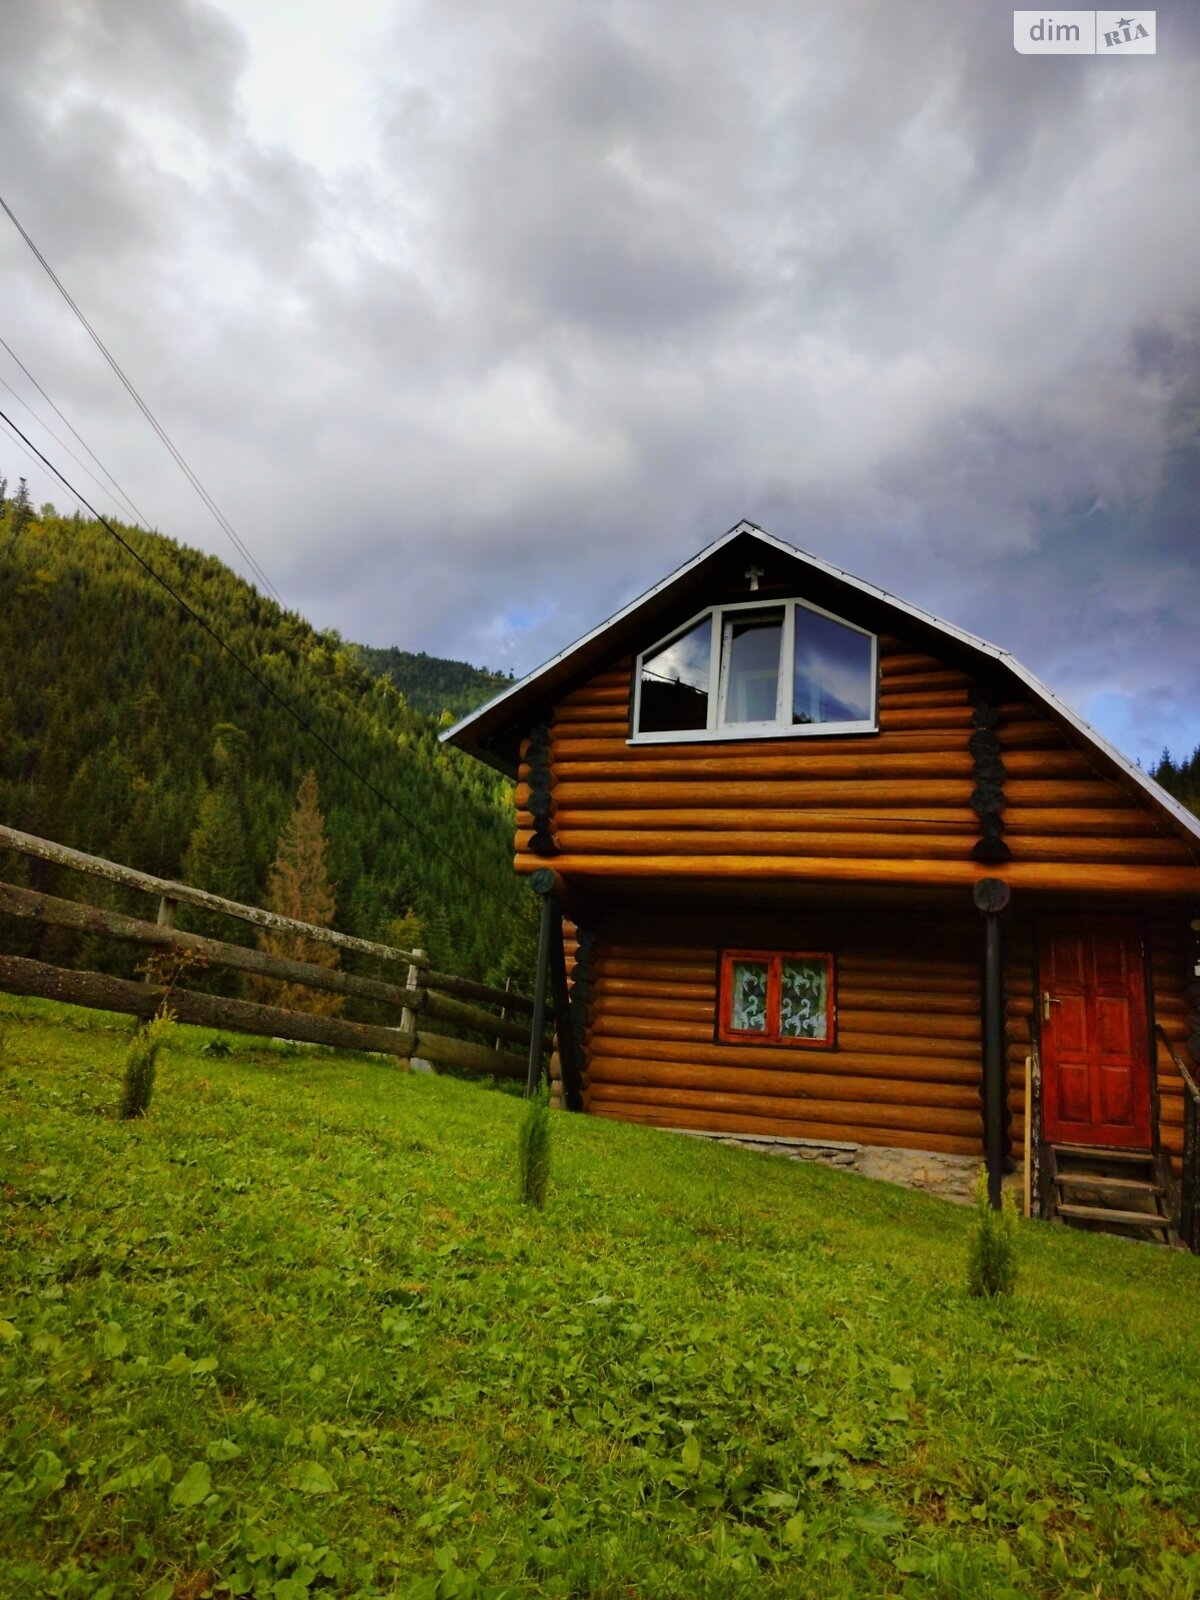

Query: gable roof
[{"left": 443, "top": 520, "right": 1200, "bottom": 849}]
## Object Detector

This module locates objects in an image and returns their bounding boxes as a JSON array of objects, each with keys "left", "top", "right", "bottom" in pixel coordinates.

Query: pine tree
[
  {"left": 10, "top": 478, "right": 33, "bottom": 535},
  {"left": 253, "top": 770, "right": 343, "bottom": 1015}
]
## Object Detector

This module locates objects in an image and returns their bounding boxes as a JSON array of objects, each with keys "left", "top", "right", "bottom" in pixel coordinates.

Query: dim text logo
[{"left": 1013, "top": 11, "right": 1156, "bottom": 53}]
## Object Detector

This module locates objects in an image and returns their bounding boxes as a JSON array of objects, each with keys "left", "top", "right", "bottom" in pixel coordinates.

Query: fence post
[
  {"left": 156, "top": 896, "right": 177, "bottom": 929},
  {"left": 495, "top": 975, "right": 511, "bottom": 1056},
  {"left": 401, "top": 947, "right": 425, "bottom": 1036}
]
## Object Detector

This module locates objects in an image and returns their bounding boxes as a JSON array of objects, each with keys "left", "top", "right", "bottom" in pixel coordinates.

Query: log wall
[
  {"left": 578, "top": 909, "right": 986, "bottom": 1155},
  {"left": 513, "top": 638, "right": 1198, "bottom": 890},
  {"left": 573, "top": 907, "right": 1194, "bottom": 1168}
]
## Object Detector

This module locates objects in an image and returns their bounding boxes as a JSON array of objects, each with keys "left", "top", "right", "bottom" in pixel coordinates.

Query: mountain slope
[
  {"left": 351, "top": 644, "right": 514, "bottom": 722},
  {"left": 0, "top": 494, "right": 532, "bottom": 983}
]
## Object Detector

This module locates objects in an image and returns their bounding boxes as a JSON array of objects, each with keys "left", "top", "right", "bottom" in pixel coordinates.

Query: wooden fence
[{"left": 0, "top": 823, "right": 548, "bottom": 1080}]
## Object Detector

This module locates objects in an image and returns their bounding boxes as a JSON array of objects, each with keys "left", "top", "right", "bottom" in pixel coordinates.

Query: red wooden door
[{"left": 1039, "top": 917, "right": 1151, "bottom": 1147}]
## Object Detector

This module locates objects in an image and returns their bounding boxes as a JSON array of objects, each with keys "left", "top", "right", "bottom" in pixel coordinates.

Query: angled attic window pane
[
  {"left": 793, "top": 609, "right": 873, "bottom": 726},
  {"left": 722, "top": 608, "right": 783, "bottom": 724},
  {"left": 637, "top": 616, "right": 711, "bottom": 733}
]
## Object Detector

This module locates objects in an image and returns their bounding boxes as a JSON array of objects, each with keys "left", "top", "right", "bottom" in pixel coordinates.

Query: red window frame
[{"left": 718, "top": 950, "right": 835, "bottom": 1048}]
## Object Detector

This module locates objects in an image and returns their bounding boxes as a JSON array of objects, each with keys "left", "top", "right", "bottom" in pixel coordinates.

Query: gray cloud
[{"left": 0, "top": 0, "right": 1197, "bottom": 765}]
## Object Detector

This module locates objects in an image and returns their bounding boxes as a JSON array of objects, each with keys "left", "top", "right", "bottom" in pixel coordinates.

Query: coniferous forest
[
  {"left": 0, "top": 478, "right": 537, "bottom": 990},
  {"left": 350, "top": 645, "right": 514, "bottom": 723}
]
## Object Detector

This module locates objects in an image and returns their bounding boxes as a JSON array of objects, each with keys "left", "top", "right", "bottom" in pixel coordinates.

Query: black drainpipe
[{"left": 974, "top": 877, "right": 1011, "bottom": 1208}]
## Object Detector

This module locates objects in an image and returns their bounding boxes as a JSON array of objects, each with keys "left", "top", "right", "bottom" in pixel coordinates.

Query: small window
[
  {"left": 633, "top": 598, "right": 876, "bottom": 742},
  {"left": 718, "top": 950, "right": 834, "bottom": 1047}
]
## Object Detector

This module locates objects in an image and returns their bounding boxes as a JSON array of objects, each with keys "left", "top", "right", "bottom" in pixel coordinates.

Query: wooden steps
[
  {"left": 1056, "top": 1204, "right": 1171, "bottom": 1230},
  {"left": 1047, "top": 1143, "right": 1177, "bottom": 1246}
]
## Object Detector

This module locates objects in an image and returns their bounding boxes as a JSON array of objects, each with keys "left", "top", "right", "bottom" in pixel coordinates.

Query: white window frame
[{"left": 630, "top": 596, "right": 878, "bottom": 744}]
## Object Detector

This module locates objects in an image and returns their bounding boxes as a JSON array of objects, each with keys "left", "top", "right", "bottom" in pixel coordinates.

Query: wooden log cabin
[{"left": 445, "top": 523, "right": 1200, "bottom": 1241}]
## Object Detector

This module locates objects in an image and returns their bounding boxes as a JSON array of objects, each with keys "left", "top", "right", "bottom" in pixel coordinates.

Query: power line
[
  {"left": 0, "top": 193, "right": 285, "bottom": 607},
  {"left": 0, "top": 334, "right": 150, "bottom": 525},
  {"left": 0, "top": 369, "right": 146, "bottom": 528},
  {"left": 0, "top": 407, "right": 515, "bottom": 913}
]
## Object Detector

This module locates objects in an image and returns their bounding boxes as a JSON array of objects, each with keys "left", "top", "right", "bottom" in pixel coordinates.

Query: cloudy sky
[{"left": 1, "top": 0, "right": 1197, "bottom": 765}]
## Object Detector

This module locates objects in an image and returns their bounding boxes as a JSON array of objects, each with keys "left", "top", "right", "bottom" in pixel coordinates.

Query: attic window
[{"left": 633, "top": 599, "right": 877, "bottom": 742}]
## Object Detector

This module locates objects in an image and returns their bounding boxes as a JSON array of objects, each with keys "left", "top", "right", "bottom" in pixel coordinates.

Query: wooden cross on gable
[{"left": 745, "top": 563, "right": 764, "bottom": 592}]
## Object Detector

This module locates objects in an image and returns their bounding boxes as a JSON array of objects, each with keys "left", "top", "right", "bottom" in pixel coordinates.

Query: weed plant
[
  {"left": 966, "top": 1166, "right": 1019, "bottom": 1297},
  {"left": 118, "top": 1010, "right": 175, "bottom": 1119},
  {"left": 518, "top": 1079, "right": 551, "bottom": 1208}
]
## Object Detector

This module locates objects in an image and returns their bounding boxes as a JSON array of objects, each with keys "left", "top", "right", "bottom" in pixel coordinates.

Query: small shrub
[
  {"left": 118, "top": 1010, "right": 175, "bottom": 1120},
  {"left": 200, "top": 1036, "right": 234, "bottom": 1058},
  {"left": 517, "top": 1082, "right": 551, "bottom": 1209},
  {"left": 966, "top": 1167, "right": 1019, "bottom": 1297}
]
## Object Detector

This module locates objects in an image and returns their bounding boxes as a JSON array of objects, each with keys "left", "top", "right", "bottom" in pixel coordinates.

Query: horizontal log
[
  {"left": 878, "top": 650, "right": 948, "bottom": 674},
  {"left": 522, "top": 807, "right": 978, "bottom": 834},
  {"left": 590, "top": 1005, "right": 980, "bottom": 1043},
  {"left": 421, "top": 988, "right": 543, "bottom": 1048},
  {"left": 553, "top": 752, "right": 978, "bottom": 780},
  {"left": 592, "top": 995, "right": 714, "bottom": 1022},
  {"left": 838, "top": 989, "right": 979, "bottom": 1015},
  {"left": 879, "top": 688, "right": 970, "bottom": 710},
  {"left": 541, "top": 778, "right": 1158, "bottom": 815},
  {"left": 413, "top": 1030, "right": 527, "bottom": 1078},
  {"left": 549, "top": 829, "right": 976, "bottom": 860},
  {"left": 592, "top": 978, "right": 716, "bottom": 1003},
  {"left": 550, "top": 748, "right": 1094, "bottom": 780},
  {"left": 536, "top": 780, "right": 974, "bottom": 808},
  {"left": 594, "top": 958, "right": 715, "bottom": 983},
  {"left": 586, "top": 1084, "right": 981, "bottom": 1136},
  {"left": 881, "top": 707, "right": 974, "bottom": 730},
  {"left": 588, "top": 1055, "right": 977, "bottom": 1097},
  {"left": 550, "top": 732, "right": 977, "bottom": 761},
  {"left": 598, "top": 943, "right": 717, "bottom": 963},
  {"left": 517, "top": 853, "right": 1200, "bottom": 893},
  {"left": 559, "top": 682, "right": 632, "bottom": 702},
  {"left": 0, "top": 880, "right": 416, "bottom": 1010},
  {"left": 0, "top": 822, "right": 418, "bottom": 965},
  {"left": 836, "top": 952, "right": 975, "bottom": 972},
  {"left": 0, "top": 953, "right": 415, "bottom": 1057},
  {"left": 589, "top": 1034, "right": 984, "bottom": 1079},
  {"left": 1001, "top": 836, "right": 1194, "bottom": 864},
  {"left": 589, "top": 1103, "right": 984, "bottom": 1157},
  {"left": 587, "top": 1018, "right": 979, "bottom": 1058},
  {"left": 551, "top": 704, "right": 628, "bottom": 724},
  {"left": 588, "top": 1078, "right": 981, "bottom": 1119},
  {"left": 877, "top": 668, "right": 971, "bottom": 692},
  {"left": 1002, "top": 779, "right": 1126, "bottom": 806},
  {"left": 1003, "top": 808, "right": 1160, "bottom": 836}
]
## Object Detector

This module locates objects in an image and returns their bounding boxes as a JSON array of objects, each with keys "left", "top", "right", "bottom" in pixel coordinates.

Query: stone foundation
[{"left": 670, "top": 1127, "right": 1010, "bottom": 1206}]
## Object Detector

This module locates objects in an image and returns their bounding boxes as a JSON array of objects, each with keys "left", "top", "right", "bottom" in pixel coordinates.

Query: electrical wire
[
  {"left": 0, "top": 370, "right": 146, "bottom": 528},
  {"left": 0, "top": 407, "right": 515, "bottom": 913},
  {"left": 0, "top": 334, "right": 150, "bottom": 526},
  {"left": 0, "top": 193, "right": 284, "bottom": 607}
]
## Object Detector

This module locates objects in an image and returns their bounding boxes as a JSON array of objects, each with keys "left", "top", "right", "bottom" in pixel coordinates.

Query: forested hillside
[
  {"left": 352, "top": 644, "right": 513, "bottom": 721},
  {"left": 1153, "top": 747, "right": 1200, "bottom": 818},
  {"left": 0, "top": 484, "right": 533, "bottom": 984}
]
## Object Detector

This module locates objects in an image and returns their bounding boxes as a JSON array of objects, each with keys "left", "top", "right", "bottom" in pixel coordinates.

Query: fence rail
[{"left": 0, "top": 823, "right": 545, "bottom": 1079}]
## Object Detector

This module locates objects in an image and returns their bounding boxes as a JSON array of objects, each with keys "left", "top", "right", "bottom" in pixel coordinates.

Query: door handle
[{"left": 1042, "top": 991, "right": 1061, "bottom": 1022}]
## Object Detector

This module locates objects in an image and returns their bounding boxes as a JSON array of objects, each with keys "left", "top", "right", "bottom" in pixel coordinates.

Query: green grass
[{"left": 2, "top": 994, "right": 1199, "bottom": 1599}]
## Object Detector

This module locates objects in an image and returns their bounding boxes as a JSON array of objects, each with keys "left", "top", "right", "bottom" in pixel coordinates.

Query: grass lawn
[{"left": 2, "top": 994, "right": 1199, "bottom": 1599}]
